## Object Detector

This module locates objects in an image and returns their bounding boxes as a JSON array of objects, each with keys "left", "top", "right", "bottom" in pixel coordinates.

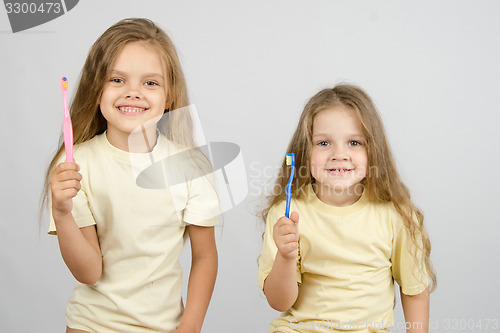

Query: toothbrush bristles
[{"left": 286, "top": 155, "right": 292, "bottom": 165}]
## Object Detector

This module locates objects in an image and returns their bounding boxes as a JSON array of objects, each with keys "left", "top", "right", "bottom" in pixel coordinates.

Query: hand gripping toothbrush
[
  {"left": 285, "top": 153, "right": 295, "bottom": 218},
  {"left": 61, "top": 77, "right": 74, "bottom": 162}
]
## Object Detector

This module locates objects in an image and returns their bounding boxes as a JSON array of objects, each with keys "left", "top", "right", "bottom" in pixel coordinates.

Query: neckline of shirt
[
  {"left": 97, "top": 131, "right": 167, "bottom": 164},
  {"left": 306, "top": 184, "right": 369, "bottom": 216}
]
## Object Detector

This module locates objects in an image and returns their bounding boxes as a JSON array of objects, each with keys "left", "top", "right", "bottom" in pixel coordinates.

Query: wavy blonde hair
[
  {"left": 263, "top": 83, "right": 436, "bottom": 292},
  {"left": 41, "top": 18, "right": 194, "bottom": 217}
]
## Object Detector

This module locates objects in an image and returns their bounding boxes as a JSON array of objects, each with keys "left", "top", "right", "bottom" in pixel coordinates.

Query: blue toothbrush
[{"left": 285, "top": 153, "right": 295, "bottom": 218}]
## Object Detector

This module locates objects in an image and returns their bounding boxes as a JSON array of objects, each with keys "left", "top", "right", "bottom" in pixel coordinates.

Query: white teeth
[{"left": 119, "top": 106, "right": 145, "bottom": 113}]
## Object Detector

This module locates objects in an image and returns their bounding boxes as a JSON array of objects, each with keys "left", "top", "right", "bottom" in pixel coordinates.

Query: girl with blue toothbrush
[{"left": 258, "top": 84, "right": 436, "bottom": 333}]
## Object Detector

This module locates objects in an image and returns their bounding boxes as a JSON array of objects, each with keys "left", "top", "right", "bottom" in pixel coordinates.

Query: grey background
[{"left": 1, "top": 0, "right": 500, "bottom": 332}]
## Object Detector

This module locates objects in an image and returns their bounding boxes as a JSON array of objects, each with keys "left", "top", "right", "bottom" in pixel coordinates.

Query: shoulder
[
  {"left": 71, "top": 134, "right": 107, "bottom": 177},
  {"left": 158, "top": 134, "right": 183, "bottom": 154},
  {"left": 265, "top": 199, "right": 286, "bottom": 225},
  {"left": 269, "top": 199, "right": 287, "bottom": 215},
  {"left": 364, "top": 200, "right": 406, "bottom": 233},
  {"left": 73, "top": 134, "right": 102, "bottom": 159},
  {"left": 160, "top": 136, "right": 212, "bottom": 170},
  {"left": 266, "top": 192, "right": 309, "bottom": 224}
]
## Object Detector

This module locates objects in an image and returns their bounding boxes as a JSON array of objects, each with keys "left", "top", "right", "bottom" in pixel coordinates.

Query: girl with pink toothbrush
[{"left": 42, "top": 18, "right": 219, "bottom": 333}]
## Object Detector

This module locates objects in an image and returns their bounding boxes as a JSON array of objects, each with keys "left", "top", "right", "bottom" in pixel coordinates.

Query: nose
[
  {"left": 330, "top": 143, "right": 349, "bottom": 160},
  {"left": 125, "top": 82, "right": 142, "bottom": 100}
]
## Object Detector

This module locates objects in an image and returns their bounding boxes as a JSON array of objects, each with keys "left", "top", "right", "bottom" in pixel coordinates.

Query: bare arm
[
  {"left": 51, "top": 162, "right": 102, "bottom": 285},
  {"left": 176, "top": 225, "right": 218, "bottom": 333},
  {"left": 54, "top": 216, "right": 102, "bottom": 285},
  {"left": 263, "top": 252, "right": 299, "bottom": 311},
  {"left": 263, "top": 211, "right": 300, "bottom": 311},
  {"left": 401, "top": 287, "right": 430, "bottom": 333}
]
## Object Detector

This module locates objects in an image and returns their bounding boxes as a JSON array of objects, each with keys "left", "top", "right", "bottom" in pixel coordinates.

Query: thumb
[{"left": 289, "top": 211, "right": 299, "bottom": 225}]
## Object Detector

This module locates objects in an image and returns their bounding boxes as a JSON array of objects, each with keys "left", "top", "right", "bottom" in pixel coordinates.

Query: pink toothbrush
[{"left": 61, "top": 77, "right": 74, "bottom": 162}]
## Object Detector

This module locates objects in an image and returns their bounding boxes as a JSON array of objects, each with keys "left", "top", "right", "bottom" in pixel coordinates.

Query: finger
[
  {"left": 280, "top": 233, "right": 299, "bottom": 244},
  {"left": 57, "top": 187, "right": 79, "bottom": 199},
  {"left": 52, "top": 179, "right": 81, "bottom": 192},
  {"left": 54, "top": 170, "right": 82, "bottom": 182},
  {"left": 281, "top": 242, "right": 299, "bottom": 255},
  {"left": 52, "top": 187, "right": 80, "bottom": 201},
  {"left": 274, "top": 218, "right": 291, "bottom": 233},
  {"left": 277, "top": 216, "right": 298, "bottom": 228},
  {"left": 290, "top": 211, "right": 299, "bottom": 224},
  {"left": 60, "top": 179, "right": 82, "bottom": 191},
  {"left": 276, "top": 216, "right": 291, "bottom": 227},
  {"left": 277, "top": 223, "right": 298, "bottom": 236},
  {"left": 55, "top": 162, "right": 80, "bottom": 173}
]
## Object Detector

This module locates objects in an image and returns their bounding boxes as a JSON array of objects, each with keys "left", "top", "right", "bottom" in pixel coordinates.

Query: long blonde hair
[
  {"left": 263, "top": 84, "right": 436, "bottom": 291},
  {"left": 41, "top": 18, "right": 194, "bottom": 217}
]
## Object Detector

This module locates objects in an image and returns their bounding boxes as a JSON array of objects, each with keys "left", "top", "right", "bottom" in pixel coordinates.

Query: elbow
[
  {"left": 268, "top": 301, "right": 293, "bottom": 312},
  {"left": 76, "top": 276, "right": 101, "bottom": 286},
  {"left": 265, "top": 290, "right": 297, "bottom": 312},
  {"left": 263, "top": 278, "right": 298, "bottom": 312},
  {"left": 76, "top": 272, "right": 101, "bottom": 286},
  {"left": 74, "top": 266, "right": 102, "bottom": 286},
  {"left": 75, "top": 273, "right": 100, "bottom": 285}
]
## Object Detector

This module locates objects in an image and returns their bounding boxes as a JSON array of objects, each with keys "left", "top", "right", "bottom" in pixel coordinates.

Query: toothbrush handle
[
  {"left": 285, "top": 167, "right": 294, "bottom": 218},
  {"left": 285, "top": 194, "right": 291, "bottom": 218},
  {"left": 63, "top": 93, "right": 74, "bottom": 162}
]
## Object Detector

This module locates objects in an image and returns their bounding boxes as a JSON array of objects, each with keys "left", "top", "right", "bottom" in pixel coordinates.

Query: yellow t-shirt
[
  {"left": 49, "top": 132, "right": 219, "bottom": 333},
  {"left": 258, "top": 185, "right": 429, "bottom": 333}
]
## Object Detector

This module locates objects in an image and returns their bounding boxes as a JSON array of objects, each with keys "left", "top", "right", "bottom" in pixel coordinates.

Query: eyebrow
[
  {"left": 312, "top": 133, "right": 365, "bottom": 138},
  {"left": 110, "top": 70, "right": 164, "bottom": 79}
]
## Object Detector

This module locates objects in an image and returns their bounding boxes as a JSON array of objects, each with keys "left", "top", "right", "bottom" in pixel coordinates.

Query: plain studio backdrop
[{"left": 1, "top": 1, "right": 499, "bottom": 332}]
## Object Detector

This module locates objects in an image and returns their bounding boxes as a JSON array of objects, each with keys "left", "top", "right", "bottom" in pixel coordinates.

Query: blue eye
[
  {"left": 145, "top": 81, "right": 159, "bottom": 86},
  {"left": 110, "top": 78, "right": 124, "bottom": 84}
]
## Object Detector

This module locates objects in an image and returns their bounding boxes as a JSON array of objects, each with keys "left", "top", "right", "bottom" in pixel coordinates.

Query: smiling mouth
[
  {"left": 117, "top": 106, "right": 147, "bottom": 114},
  {"left": 327, "top": 168, "right": 353, "bottom": 175}
]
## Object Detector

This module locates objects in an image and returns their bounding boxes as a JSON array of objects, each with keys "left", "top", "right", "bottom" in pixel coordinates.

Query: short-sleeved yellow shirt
[
  {"left": 258, "top": 185, "right": 429, "bottom": 333},
  {"left": 49, "top": 132, "right": 219, "bottom": 333}
]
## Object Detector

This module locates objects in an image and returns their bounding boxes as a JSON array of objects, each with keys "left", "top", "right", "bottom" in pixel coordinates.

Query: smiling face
[
  {"left": 99, "top": 41, "right": 168, "bottom": 151},
  {"left": 310, "top": 105, "right": 368, "bottom": 206}
]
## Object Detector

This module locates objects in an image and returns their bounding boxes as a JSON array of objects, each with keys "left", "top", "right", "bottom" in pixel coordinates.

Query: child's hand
[
  {"left": 273, "top": 211, "right": 299, "bottom": 260},
  {"left": 50, "top": 162, "right": 82, "bottom": 219}
]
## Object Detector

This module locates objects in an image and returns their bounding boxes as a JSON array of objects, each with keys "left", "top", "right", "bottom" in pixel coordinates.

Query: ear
[{"left": 164, "top": 94, "right": 174, "bottom": 111}]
